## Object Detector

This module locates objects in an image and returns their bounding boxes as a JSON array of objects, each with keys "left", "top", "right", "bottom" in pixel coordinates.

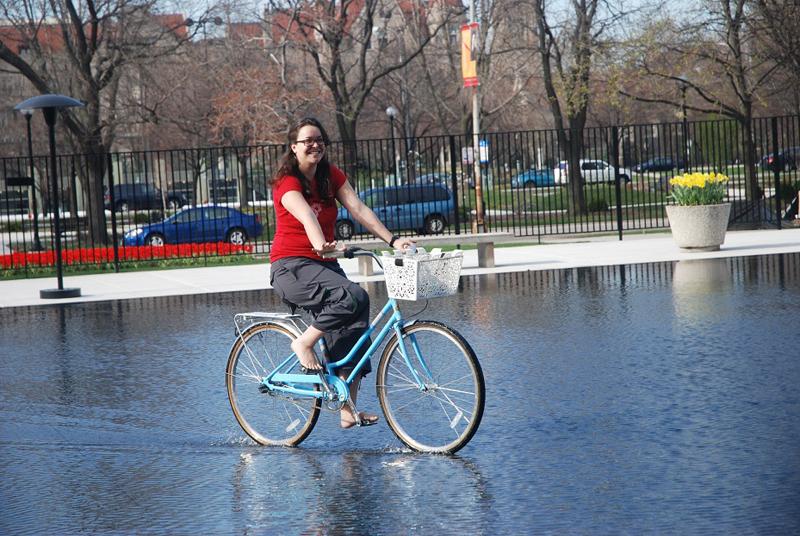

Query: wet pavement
[{"left": 2, "top": 254, "right": 800, "bottom": 534}]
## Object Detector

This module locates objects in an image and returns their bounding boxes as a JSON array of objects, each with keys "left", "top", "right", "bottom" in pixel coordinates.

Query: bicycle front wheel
[
  {"left": 377, "top": 321, "right": 485, "bottom": 454},
  {"left": 226, "top": 323, "right": 320, "bottom": 446}
]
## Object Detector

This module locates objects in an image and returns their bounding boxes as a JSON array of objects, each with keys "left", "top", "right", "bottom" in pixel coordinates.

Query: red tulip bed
[{"left": 1, "top": 242, "right": 254, "bottom": 269}]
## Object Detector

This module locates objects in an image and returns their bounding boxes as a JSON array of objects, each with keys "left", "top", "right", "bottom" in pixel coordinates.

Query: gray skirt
[{"left": 270, "top": 257, "right": 372, "bottom": 376}]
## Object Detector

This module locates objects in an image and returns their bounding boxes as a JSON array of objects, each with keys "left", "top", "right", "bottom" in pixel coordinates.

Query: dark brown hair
[{"left": 271, "top": 117, "right": 332, "bottom": 201}]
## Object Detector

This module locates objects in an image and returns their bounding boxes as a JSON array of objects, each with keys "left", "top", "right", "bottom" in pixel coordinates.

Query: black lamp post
[
  {"left": 678, "top": 77, "right": 690, "bottom": 172},
  {"left": 15, "top": 94, "right": 85, "bottom": 299},
  {"left": 20, "top": 108, "right": 43, "bottom": 251},
  {"left": 386, "top": 106, "right": 399, "bottom": 185}
]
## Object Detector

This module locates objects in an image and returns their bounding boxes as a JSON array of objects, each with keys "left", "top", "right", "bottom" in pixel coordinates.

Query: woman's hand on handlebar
[
  {"left": 312, "top": 241, "right": 341, "bottom": 257},
  {"left": 393, "top": 237, "right": 416, "bottom": 252}
]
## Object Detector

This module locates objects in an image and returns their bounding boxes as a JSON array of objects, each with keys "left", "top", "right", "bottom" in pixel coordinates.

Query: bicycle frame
[
  {"left": 263, "top": 297, "right": 429, "bottom": 402},
  {"left": 228, "top": 246, "right": 484, "bottom": 452}
]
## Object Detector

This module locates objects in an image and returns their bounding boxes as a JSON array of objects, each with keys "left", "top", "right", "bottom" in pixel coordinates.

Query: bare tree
[
  {"left": 620, "top": 0, "right": 784, "bottom": 209},
  {"left": 400, "top": 0, "right": 535, "bottom": 136},
  {"left": 530, "top": 0, "right": 628, "bottom": 215},
  {"left": 751, "top": 0, "right": 800, "bottom": 114},
  {"left": 0, "top": 0, "right": 198, "bottom": 243},
  {"left": 265, "top": 0, "right": 460, "bottom": 172},
  {"left": 209, "top": 29, "right": 328, "bottom": 206}
]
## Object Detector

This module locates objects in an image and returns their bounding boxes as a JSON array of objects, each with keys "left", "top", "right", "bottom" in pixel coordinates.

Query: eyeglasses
[{"left": 295, "top": 137, "right": 325, "bottom": 147}]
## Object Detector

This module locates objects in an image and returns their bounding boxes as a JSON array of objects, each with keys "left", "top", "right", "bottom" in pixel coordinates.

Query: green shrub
[
  {"left": 778, "top": 180, "right": 799, "bottom": 200},
  {"left": 587, "top": 198, "right": 609, "bottom": 212},
  {"left": 133, "top": 211, "right": 160, "bottom": 224}
]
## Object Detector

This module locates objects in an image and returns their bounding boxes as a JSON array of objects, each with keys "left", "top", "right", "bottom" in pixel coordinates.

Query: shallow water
[{"left": 2, "top": 255, "right": 800, "bottom": 534}]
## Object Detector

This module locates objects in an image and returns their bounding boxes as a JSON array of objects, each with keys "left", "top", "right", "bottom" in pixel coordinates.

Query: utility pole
[{"left": 469, "top": 0, "right": 485, "bottom": 232}]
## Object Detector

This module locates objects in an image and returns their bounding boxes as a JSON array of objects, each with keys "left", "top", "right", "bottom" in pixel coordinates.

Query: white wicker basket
[{"left": 382, "top": 250, "right": 463, "bottom": 300}]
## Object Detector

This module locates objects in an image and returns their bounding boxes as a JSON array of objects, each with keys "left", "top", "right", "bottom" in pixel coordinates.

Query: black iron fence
[{"left": 2, "top": 115, "right": 799, "bottom": 276}]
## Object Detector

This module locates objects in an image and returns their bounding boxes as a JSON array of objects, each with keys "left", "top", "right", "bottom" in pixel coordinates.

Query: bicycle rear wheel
[
  {"left": 377, "top": 321, "right": 485, "bottom": 454},
  {"left": 226, "top": 323, "right": 320, "bottom": 446}
]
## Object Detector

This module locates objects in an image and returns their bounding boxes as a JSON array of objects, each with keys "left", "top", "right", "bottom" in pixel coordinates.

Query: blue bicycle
[{"left": 226, "top": 247, "right": 485, "bottom": 454}]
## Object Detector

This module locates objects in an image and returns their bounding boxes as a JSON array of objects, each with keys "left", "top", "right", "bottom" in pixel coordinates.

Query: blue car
[
  {"left": 510, "top": 168, "right": 555, "bottom": 188},
  {"left": 123, "top": 205, "right": 263, "bottom": 246},
  {"left": 335, "top": 184, "right": 455, "bottom": 239}
]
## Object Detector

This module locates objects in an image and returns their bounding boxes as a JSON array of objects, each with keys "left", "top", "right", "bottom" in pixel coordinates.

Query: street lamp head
[
  {"left": 185, "top": 16, "right": 224, "bottom": 27},
  {"left": 386, "top": 106, "right": 398, "bottom": 118},
  {"left": 14, "top": 94, "right": 85, "bottom": 111},
  {"left": 19, "top": 108, "right": 34, "bottom": 117}
]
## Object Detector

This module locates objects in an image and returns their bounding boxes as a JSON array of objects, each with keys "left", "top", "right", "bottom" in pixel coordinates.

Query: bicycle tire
[
  {"left": 226, "top": 322, "right": 320, "bottom": 446},
  {"left": 377, "top": 321, "right": 485, "bottom": 454}
]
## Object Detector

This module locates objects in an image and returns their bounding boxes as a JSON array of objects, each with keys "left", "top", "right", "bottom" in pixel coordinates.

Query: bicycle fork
[{"left": 391, "top": 323, "right": 431, "bottom": 391}]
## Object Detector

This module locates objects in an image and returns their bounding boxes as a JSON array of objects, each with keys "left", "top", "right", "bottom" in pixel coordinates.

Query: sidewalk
[{"left": 2, "top": 228, "right": 799, "bottom": 308}]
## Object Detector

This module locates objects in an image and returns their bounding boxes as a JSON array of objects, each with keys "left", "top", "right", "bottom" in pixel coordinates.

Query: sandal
[{"left": 341, "top": 412, "right": 379, "bottom": 429}]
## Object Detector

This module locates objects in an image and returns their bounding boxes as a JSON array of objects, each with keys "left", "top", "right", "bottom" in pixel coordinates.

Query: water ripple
[{"left": 2, "top": 255, "right": 800, "bottom": 534}]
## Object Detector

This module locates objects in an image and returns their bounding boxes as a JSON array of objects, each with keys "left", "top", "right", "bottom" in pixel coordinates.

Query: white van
[{"left": 553, "top": 159, "right": 632, "bottom": 185}]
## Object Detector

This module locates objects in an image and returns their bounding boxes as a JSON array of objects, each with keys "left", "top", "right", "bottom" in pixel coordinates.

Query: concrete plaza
[{"left": 1, "top": 228, "right": 799, "bottom": 308}]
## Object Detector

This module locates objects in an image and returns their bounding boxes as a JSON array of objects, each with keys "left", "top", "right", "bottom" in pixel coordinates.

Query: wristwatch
[{"left": 388, "top": 235, "right": 399, "bottom": 248}]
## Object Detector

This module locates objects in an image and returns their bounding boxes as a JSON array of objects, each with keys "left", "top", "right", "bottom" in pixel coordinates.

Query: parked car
[
  {"left": 413, "top": 172, "right": 449, "bottom": 184},
  {"left": 553, "top": 159, "right": 632, "bottom": 184},
  {"left": 759, "top": 147, "right": 800, "bottom": 172},
  {"left": 335, "top": 184, "right": 454, "bottom": 239},
  {"left": 633, "top": 157, "right": 686, "bottom": 173},
  {"left": 0, "top": 190, "right": 29, "bottom": 214},
  {"left": 105, "top": 183, "right": 188, "bottom": 212},
  {"left": 122, "top": 205, "right": 263, "bottom": 246},
  {"left": 415, "top": 172, "right": 477, "bottom": 190},
  {"left": 510, "top": 168, "right": 555, "bottom": 188}
]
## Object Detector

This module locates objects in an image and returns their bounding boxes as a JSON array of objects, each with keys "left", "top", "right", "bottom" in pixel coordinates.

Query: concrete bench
[{"left": 347, "top": 231, "right": 513, "bottom": 275}]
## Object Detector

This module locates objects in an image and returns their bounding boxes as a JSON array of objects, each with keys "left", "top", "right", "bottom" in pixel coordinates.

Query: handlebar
[
  {"left": 321, "top": 245, "right": 366, "bottom": 260},
  {"left": 322, "top": 243, "right": 418, "bottom": 268}
]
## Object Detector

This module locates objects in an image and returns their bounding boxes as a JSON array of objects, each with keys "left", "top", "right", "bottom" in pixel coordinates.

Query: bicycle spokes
[
  {"left": 226, "top": 323, "right": 321, "bottom": 446},
  {"left": 377, "top": 322, "right": 485, "bottom": 454}
]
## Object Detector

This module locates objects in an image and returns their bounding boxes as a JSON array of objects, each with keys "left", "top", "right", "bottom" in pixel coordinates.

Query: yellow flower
[
  {"left": 668, "top": 171, "right": 729, "bottom": 205},
  {"left": 669, "top": 172, "right": 729, "bottom": 188}
]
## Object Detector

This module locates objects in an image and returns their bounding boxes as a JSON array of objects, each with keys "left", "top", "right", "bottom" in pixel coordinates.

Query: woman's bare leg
[
  {"left": 291, "top": 325, "right": 324, "bottom": 371},
  {"left": 340, "top": 375, "right": 379, "bottom": 428}
]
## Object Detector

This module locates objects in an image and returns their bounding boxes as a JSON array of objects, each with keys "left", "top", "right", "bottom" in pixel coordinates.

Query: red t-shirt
[{"left": 270, "top": 164, "right": 348, "bottom": 262}]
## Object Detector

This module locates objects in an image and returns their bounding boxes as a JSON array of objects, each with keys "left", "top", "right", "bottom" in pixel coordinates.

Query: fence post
[
  {"left": 611, "top": 126, "right": 623, "bottom": 240},
  {"left": 771, "top": 117, "right": 782, "bottom": 229},
  {"left": 449, "top": 135, "right": 461, "bottom": 235},
  {"left": 107, "top": 152, "right": 120, "bottom": 272}
]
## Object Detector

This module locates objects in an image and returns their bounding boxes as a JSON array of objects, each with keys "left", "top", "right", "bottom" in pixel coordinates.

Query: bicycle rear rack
[
  {"left": 233, "top": 312, "right": 308, "bottom": 341},
  {"left": 233, "top": 311, "right": 348, "bottom": 411}
]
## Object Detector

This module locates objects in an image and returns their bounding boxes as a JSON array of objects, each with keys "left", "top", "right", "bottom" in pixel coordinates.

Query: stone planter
[{"left": 665, "top": 203, "right": 732, "bottom": 252}]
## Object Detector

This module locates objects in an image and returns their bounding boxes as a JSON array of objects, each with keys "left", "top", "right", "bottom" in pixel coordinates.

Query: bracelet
[{"left": 388, "top": 235, "right": 399, "bottom": 248}]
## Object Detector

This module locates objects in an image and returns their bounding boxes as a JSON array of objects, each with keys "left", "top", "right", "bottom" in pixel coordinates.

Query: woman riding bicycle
[{"left": 268, "top": 117, "right": 414, "bottom": 429}]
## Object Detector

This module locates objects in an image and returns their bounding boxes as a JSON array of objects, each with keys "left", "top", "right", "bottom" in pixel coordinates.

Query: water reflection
[
  {"left": 672, "top": 258, "right": 733, "bottom": 320},
  {"left": 230, "top": 449, "right": 492, "bottom": 534}
]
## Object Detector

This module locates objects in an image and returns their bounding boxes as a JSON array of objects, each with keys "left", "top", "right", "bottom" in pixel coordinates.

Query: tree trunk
[
  {"left": 740, "top": 113, "right": 761, "bottom": 202},
  {"left": 334, "top": 114, "right": 359, "bottom": 182},
  {"left": 78, "top": 147, "right": 110, "bottom": 245},
  {"left": 237, "top": 151, "right": 250, "bottom": 209},
  {"left": 563, "top": 128, "right": 587, "bottom": 217}
]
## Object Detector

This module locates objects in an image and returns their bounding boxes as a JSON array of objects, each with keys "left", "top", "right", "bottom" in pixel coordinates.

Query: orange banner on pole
[{"left": 461, "top": 23, "right": 479, "bottom": 88}]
